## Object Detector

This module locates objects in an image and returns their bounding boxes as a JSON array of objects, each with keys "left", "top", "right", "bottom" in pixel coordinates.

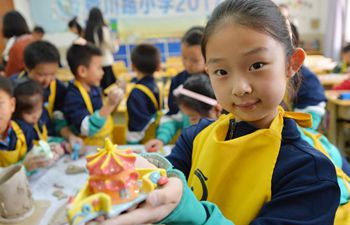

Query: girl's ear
[
  {"left": 287, "top": 48, "right": 305, "bottom": 78},
  {"left": 10, "top": 97, "right": 16, "bottom": 114}
]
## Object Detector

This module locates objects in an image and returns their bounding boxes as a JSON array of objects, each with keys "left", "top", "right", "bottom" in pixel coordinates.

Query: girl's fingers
[
  {"left": 101, "top": 201, "right": 177, "bottom": 225},
  {"left": 146, "top": 177, "right": 183, "bottom": 206},
  {"left": 101, "top": 178, "right": 183, "bottom": 225}
]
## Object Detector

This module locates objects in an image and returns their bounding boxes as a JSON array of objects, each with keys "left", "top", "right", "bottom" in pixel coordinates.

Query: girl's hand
[
  {"left": 23, "top": 150, "right": 54, "bottom": 172},
  {"left": 145, "top": 139, "right": 164, "bottom": 152},
  {"left": 89, "top": 177, "right": 183, "bottom": 225}
]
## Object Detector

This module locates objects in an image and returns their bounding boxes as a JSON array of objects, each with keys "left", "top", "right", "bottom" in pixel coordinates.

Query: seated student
[
  {"left": 289, "top": 23, "right": 327, "bottom": 130},
  {"left": 0, "top": 76, "right": 52, "bottom": 172},
  {"left": 126, "top": 44, "right": 163, "bottom": 144},
  {"left": 145, "top": 74, "right": 221, "bottom": 151},
  {"left": 155, "top": 27, "right": 206, "bottom": 145},
  {"left": 12, "top": 40, "right": 84, "bottom": 154},
  {"left": 64, "top": 39, "right": 124, "bottom": 146},
  {"left": 167, "top": 26, "right": 206, "bottom": 116},
  {"left": 13, "top": 79, "right": 64, "bottom": 158},
  {"left": 333, "top": 43, "right": 350, "bottom": 74}
]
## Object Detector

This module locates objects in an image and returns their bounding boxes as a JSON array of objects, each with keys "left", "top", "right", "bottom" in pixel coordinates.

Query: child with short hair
[
  {"left": 126, "top": 43, "right": 163, "bottom": 144},
  {"left": 333, "top": 44, "right": 350, "bottom": 89},
  {"left": 154, "top": 26, "right": 206, "bottom": 145},
  {"left": 32, "top": 26, "right": 45, "bottom": 41},
  {"left": 13, "top": 79, "right": 64, "bottom": 158},
  {"left": 333, "top": 43, "right": 350, "bottom": 74},
  {"left": 146, "top": 74, "right": 221, "bottom": 151},
  {"left": 0, "top": 76, "right": 52, "bottom": 172},
  {"left": 64, "top": 39, "right": 124, "bottom": 146},
  {"left": 12, "top": 40, "right": 84, "bottom": 154},
  {"left": 167, "top": 26, "right": 205, "bottom": 115},
  {"left": 101, "top": 0, "right": 341, "bottom": 224}
]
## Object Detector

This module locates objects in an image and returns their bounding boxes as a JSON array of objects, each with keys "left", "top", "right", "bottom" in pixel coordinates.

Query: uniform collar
[{"left": 226, "top": 118, "right": 300, "bottom": 141}]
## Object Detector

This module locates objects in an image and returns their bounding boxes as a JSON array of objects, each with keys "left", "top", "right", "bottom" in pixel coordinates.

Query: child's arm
[
  {"left": 81, "top": 87, "right": 124, "bottom": 137},
  {"left": 157, "top": 113, "right": 183, "bottom": 144},
  {"left": 145, "top": 114, "right": 183, "bottom": 151},
  {"left": 99, "top": 86, "right": 124, "bottom": 117}
]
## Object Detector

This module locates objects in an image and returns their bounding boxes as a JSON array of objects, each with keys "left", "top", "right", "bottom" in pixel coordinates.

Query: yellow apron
[
  {"left": 74, "top": 80, "right": 114, "bottom": 146},
  {"left": 0, "top": 121, "right": 27, "bottom": 167},
  {"left": 33, "top": 123, "right": 48, "bottom": 145},
  {"left": 301, "top": 129, "right": 350, "bottom": 225},
  {"left": 188, "top": 106, "right": 311, "bottom": 225},
  {"left": 46, "top": 80, "right": 57, "bottom": 119},
  {"left": 128, "top": 84, "right": 163, "bottom": 144}
]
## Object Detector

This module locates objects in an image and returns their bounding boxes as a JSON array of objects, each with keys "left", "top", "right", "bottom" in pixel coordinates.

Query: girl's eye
[
  {"left": 249, "top": 62, "right": 265, "bottom": 71},
  {"left": 214, "top": 69, "right": 228, "bottom": 76}
]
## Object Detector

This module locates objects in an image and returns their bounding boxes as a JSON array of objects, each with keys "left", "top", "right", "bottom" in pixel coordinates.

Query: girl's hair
[
  {"left": 201, "top": 0, "right": 294, "bottom": 60},
  {"left": 85, "top": 7, "right": 105, "bottom": 46},
  {"left": 68, "top": 17, "right": 83, "bottom": 36},
  {"left": 13, "top": 80, "right": 44, "bottom": 119},
  {"left": 181, "top": 26, "right": 205, "bottom": 46},
  {"left": 2, "top": 11, "right": 30, "bottom": 38},
  {"left": 175, "top": 74, "right": 216, "bottom": 117}
]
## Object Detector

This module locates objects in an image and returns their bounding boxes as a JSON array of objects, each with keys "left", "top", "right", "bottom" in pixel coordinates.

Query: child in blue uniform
[
  {"left": 167, "top": 26, "right": 206, "bottom": 115},
  {"left": 11, "top": 40, "right": 84, "bottom": 154},
  {"left": 64, "top": 39, "right": 124, "bottom": 146},
  {"left": 99, "top": 0, "right": 340, "bottom": 224},
  {"left": 155, "top": 27, "right": 206, "bottom": 146},
  {"left": 333, "top": 43, "right": 350, "bottom": 74},
  {"left": 0, "top": 76, "right": 53, "bottom": 173},
  {"left": 126, "top": 44, "right": 162, "bottom": 144},
  {"left": 288, "top": 23, "right": 327, "bottom": 130},
  {"left": 13, "top": 79, "right": 64, "bottom": 158},
  {"left": 145, "top": 74, "right": 221, "bottom": 152}
]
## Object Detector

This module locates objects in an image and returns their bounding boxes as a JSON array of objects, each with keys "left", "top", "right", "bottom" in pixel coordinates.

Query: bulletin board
[{"left": 29, "top": 0, "right": 223, "bottom": 39}]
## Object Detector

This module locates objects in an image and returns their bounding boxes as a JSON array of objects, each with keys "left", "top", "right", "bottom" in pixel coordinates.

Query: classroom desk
[
  {"left": 304, "top": 55, "right": 337, "bottom": 74},
  {"left": 29, "top": 145, "right": 172, "bottom": 225},
  {"left": 56, "top": 68, "right": 74, "bottom": 83},
  {"left": 317, "top": 73, "right": 350, "bottom": 89},
  {"left": 325, "top": 90, "right": 350, "bottom": 149}
]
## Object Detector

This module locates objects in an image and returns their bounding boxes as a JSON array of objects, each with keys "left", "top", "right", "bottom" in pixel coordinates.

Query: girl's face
[
  {"left": 206, "top": 24, "right": 297, "bottom": 128},
  {"left": 179, "top": 104, "right": 220, "bottom": 125},
  {"left": 179, "top": 104, "right": 203, "bottom": 125},
  {"left": 21, "top": 95, "right": 43, "bottom": 125},
  {"left": 181, "top": 43, "right": 205, "bottom": 74}
]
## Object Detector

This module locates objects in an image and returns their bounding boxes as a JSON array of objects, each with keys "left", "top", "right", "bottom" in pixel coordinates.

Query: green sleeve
[
  {"left": 159, "top": 169, "right": 234, "bottom": 225},
  {"left": 156, "top": 117, "right": 182, "bottom": 144},
  {"left": 140, "top": 153, "right": 234, "bottom": 225}
]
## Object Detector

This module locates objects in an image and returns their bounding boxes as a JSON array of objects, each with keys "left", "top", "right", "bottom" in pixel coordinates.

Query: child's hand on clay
[
  {"left": 23, "top": 150, "right": 54, "bottom": 172},
  {"left": 49, "top": 143, "right": 65, "bottom": 160},
  {"left": 107, "top": 86, "right": 124, "bottom": 107}
]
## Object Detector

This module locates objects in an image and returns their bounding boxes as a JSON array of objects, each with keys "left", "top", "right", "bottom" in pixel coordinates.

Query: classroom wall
[{"left": 13, "top": 0, "right": 330, "bottom": 65}]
